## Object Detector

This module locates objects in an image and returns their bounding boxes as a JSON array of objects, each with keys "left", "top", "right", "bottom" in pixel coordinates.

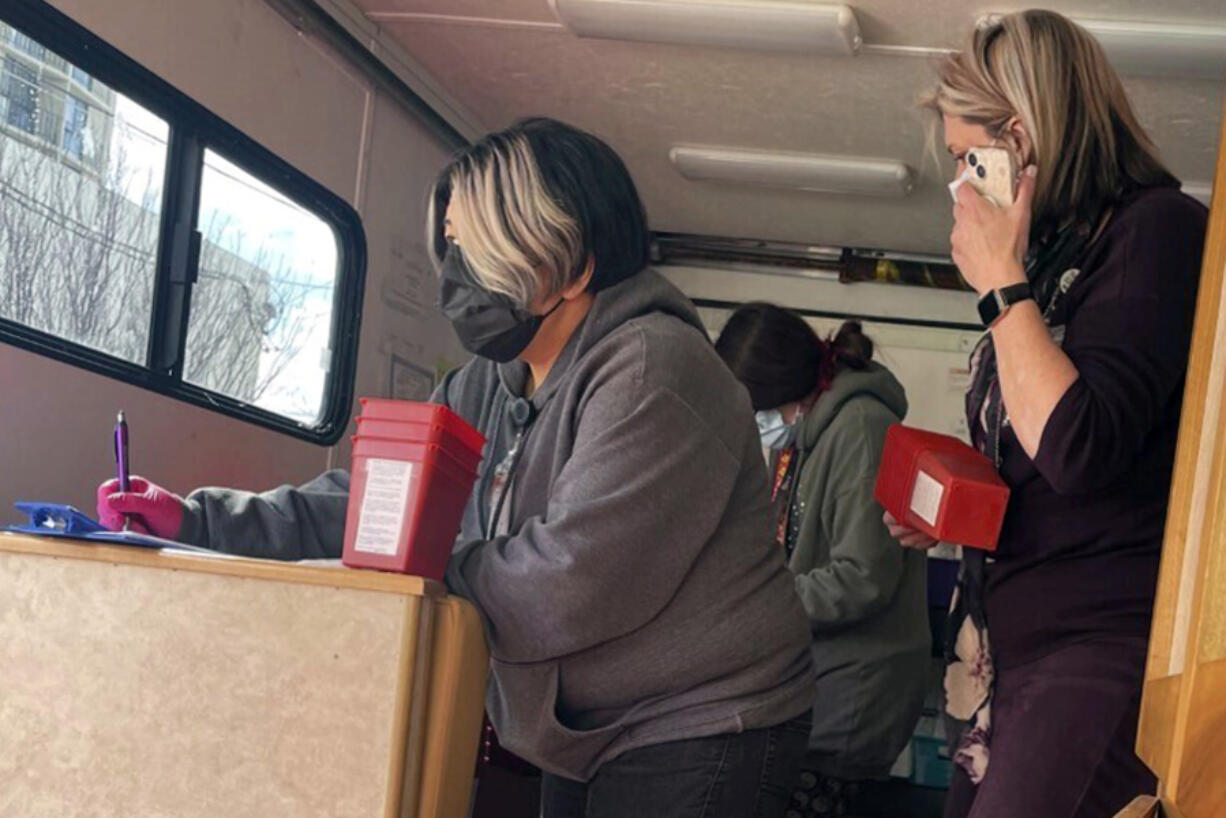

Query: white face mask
[{"left": 756, "top": 408, "right": 800, "bottom": 451}]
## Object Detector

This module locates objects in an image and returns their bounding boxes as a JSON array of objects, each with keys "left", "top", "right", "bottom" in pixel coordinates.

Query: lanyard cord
[
  {"left": 485, "top": 426, "right": 529, "bottom": 540},
  {"left": 475, "top": 389, "right": 507, "bottom": 537},
  {"left": 483, "top": 393, "right": 539, "bottom": 541}
]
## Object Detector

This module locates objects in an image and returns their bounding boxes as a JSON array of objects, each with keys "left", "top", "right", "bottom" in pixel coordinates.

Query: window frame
[{"left": 0, "top": 0, "right": 368, "bottom": 445}]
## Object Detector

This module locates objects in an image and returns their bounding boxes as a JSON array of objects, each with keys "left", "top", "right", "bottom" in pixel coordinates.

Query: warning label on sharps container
[
  {"left": 909, "top": 470, "right": 944, "bottom": 528},
  {"left": 354, "top": 459, "right": 414, "bottom": 556}
]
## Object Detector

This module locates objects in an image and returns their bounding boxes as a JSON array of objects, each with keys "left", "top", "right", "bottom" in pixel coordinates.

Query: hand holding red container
[{"left": 874, "top": 424, "right": 1010, "bottom": 552}]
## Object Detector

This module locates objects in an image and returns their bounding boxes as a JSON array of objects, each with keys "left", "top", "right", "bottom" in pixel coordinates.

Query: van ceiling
[{"left": 347, "top": 0, "right": 1224, "bottom": 256}]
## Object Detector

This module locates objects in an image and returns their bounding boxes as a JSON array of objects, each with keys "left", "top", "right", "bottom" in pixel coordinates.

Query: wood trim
[
  {"left": 1138, "top": 94, "right": 1226, "bottom": 818},
  {"left": 1138, "top": 107, "right": 1226, "bottom": 783},
  {"left": 1161, "top": 799, "right": 1189, "bottom": 818},
  {"left": 1166, "top": 144, "right": 1226, "bottom": 811},
  {"left": 1112, "top": 796, "right": 1159, "bottom": 818},
  {"left": 416, "top": 596, "right": 490, "bottom": 818},
  {"left": 383, "top": 595, "right": 431, "bottom": 818},
  {"left": 1145, "top": 104, "right": 1226, "bottom": 683},
  {"left": 1177, "top": 658, "right": 1226, "bottom": 817},
  {"left": 399, "top": 596, "right": 437, "bottom": 818},
  {"left": 0, "top": 532, "right": 444, "bottom": 597},
  {"left": 1137, "top": 674, "right": 1180, "bottom": 783}
]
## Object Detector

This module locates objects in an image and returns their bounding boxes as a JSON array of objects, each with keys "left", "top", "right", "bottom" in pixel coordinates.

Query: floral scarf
[{"left": 945, "top": 216, "right": 1102, "bottom": 783}]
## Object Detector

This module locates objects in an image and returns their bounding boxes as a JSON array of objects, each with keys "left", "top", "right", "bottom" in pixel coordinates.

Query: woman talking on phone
[{"left": 885, "top": 10, "right": 1208, "bottom": 818}]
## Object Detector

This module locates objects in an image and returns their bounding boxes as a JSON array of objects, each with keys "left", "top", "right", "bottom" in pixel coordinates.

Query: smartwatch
[{"left": 978, "top": 282, "right": 1033, "bottom": 327}]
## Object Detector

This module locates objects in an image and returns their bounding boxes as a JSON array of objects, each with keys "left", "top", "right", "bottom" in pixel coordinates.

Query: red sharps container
[
  {"left": 874, "top": 424, "right": 1010, "bottom": 551},
  {"left": 342, "top": 399, "right": 485, "bottom": 579}
]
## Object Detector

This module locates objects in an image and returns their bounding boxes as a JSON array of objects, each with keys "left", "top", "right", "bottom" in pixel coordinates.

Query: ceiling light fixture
[
  {"left": 670, "top": 146, "right": 915, "bottom": 198},
  {"left": 548, "top": 0, "right": 862, "bottom": 55}
]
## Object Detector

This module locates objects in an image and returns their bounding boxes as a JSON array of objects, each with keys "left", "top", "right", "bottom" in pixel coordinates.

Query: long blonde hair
[{"left": 922, "top": 10, "right": 1176, "bottom": 234}]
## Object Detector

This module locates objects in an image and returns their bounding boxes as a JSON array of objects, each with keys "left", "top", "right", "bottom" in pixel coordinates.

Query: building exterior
[{"left": 0, "top": 21, "right": 116, "bottom": 175}]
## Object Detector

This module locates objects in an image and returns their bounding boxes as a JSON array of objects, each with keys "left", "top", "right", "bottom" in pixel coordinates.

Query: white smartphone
[{"left": 964, "top": 146, "right": 1016, "bottom": 207}]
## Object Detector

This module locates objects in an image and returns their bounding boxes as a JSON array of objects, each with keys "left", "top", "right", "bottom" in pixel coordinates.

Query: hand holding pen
[
  {"left": 99, "top": 411, "right": 187, "bottom": 538},
  {"left": 114, "top": 411, "right": 131, "bottom": 531}
]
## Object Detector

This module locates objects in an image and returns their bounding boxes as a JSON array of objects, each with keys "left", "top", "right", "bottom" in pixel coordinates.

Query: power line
[{"left": 0, "top": 177, "right": 333, "bottom": 292}]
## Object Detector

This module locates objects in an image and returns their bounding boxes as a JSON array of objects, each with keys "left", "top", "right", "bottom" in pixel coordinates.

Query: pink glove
[{"left": 96, "top": 476, "right": 186, "bottom": 538}]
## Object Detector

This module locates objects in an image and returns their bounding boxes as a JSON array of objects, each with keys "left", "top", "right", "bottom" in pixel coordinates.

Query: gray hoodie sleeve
[
  {"left": 177, "top": 469, "right": 351, "bottom": 560},
  {"left": 173, "top": 379, "right": 458, "bottom": 559},
  {"left": 794, "top": 405, "right": 904, "bottom": 629},
  {"left": 445, "top": 366, "right": 743, "bottom": 664}
]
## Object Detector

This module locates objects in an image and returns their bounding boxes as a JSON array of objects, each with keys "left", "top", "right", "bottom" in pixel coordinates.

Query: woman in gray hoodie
[
  {"left": 717, "top": 304, "right": 929, "bottom": 817},
  {"left": 98, "top": 119, "right": 816, "bottom": 817}
]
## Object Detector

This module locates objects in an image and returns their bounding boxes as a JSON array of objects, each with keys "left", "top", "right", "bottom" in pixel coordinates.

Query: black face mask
[{"left": 438, "top": 245, "right": 563, "bottom": 363}]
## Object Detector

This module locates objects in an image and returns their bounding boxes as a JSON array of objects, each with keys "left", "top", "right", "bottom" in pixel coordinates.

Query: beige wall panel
[
  {"left": 332, "top": 91, "right": 471, "bottom": 469},
  {"left": 0, "top": 346, "right": 333, "bottom": 526}
]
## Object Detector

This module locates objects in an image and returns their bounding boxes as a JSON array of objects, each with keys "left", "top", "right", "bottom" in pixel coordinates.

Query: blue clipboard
[{"left": 7, "top": 502, "right": 214, "bottom": 554}]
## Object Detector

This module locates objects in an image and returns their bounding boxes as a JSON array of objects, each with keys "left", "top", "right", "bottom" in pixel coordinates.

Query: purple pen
[{"left": 114, "top": 411, "right": 130, "bottom": 530}]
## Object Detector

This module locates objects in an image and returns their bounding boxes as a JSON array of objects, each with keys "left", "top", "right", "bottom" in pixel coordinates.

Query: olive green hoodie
[{"left": 780, "top": 361, "right": 928, "bottom": 779}]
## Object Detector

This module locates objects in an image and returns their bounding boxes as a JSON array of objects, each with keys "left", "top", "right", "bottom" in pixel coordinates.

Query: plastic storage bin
[
  {"left": 875, "top": 424, "right": 1010, "bottom": 551},
  {"left": 342, "top": 400, "right": 485, "bottom": 579}
]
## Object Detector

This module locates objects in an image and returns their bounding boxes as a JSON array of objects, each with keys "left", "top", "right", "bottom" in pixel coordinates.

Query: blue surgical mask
[{"left": 756, "top": 408, "right": 799, "bottom": 451}]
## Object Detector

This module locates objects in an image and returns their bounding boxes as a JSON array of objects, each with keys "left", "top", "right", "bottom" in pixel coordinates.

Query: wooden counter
[{"left": 0, "top": 532, "right": 487, "bottom": 818}]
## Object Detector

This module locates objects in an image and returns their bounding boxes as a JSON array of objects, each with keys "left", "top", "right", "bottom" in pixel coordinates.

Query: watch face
[{"left": 978, "top": 292, "right": 1001, "bottom": 326}]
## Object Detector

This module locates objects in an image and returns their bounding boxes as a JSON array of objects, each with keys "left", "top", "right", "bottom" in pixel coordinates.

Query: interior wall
[{"left": 0, "top": 0, "right": 468, "bottom": 524}]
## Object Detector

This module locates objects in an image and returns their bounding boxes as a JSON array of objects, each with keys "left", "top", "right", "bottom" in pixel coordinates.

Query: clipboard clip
[{"left": 12, "top": 502, "right": 107, "bottom": 536}]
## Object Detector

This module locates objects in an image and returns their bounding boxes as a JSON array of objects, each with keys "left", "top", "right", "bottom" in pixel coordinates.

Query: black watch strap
[{"left": 978, "top": 282, "right": 1033, "bottom": 327}]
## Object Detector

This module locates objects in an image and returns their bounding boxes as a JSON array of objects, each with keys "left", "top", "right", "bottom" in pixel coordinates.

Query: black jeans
[
  {"left": 942, "top": 637, "right": 1153, "bottom": 818},
  {"left": 540, "top": 715, "right": 811, "bottom": 818}
]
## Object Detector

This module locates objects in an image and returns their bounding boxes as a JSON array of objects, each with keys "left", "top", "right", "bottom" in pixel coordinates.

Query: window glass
[
  {"left": 61, "top": 94, "right": 88, "bottom": 159},
  {"left": 69, "top": 64, "right": 90, "bottom": 90},
  {"left": 0, "top": 25, "right": 167, "bottom": 363},
  {"left": 0, "top": 9, "right": 365, "bottom": 440},
  {"left": 184, "top": 149, "right": 340, "bottom": 424}
]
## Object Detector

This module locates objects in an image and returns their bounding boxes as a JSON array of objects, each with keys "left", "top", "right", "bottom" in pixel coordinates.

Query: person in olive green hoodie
[{"left": 717, "top": 303, "right": 929, "bottom": 816}]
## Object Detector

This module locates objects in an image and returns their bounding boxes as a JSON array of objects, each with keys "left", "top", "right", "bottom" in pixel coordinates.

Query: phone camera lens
[
  {"left": 976, "top": 165, "right": 987, "bottom": 179},
  {"left": 968, "top": 153, "right": 978, "bottom": 167}
]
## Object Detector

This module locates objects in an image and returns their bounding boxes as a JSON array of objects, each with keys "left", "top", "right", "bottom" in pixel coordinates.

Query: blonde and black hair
[
  {"left": 428, "top": 118, "right": 650, "bottom": 307},
  {"left": 922, "top": 9, "right": 1176, "bottom": 235}
]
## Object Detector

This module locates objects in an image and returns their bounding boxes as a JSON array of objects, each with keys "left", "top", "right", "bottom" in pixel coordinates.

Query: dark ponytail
[
  {"left": 715, "top": 303, "right": 874, "bottom": 411},
  {"left": 831, "top": 320, "right": 873, "bottom": 371}
]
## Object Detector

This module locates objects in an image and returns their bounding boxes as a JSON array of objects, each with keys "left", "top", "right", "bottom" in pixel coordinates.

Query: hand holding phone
[{"left": 963, "top": 146, "right": 1016, "bottom": 207}]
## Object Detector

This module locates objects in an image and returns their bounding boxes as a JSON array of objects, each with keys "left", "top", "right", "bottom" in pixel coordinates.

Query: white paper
[
  {"left": 909, "top": 470, "right": 944, "bottom": 527},
  {"left": 353, "top": 459, "right": 414, "bottom": 556}
]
